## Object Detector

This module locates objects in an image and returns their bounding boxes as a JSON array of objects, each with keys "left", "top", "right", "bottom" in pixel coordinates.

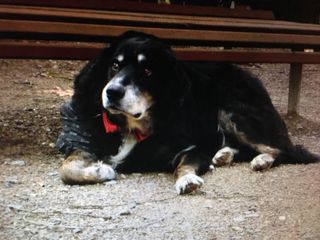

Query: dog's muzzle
[{"left": 105, "top": 84, "right": 125, "bottom": 103}]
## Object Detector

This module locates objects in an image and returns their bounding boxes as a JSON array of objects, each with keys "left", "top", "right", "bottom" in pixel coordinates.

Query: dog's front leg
[
  {"left": 59, "top": 149, "right": 116, "bottom": 185},
  {"left": 174, "top": 147, "right": 209, "bottom": 194}
]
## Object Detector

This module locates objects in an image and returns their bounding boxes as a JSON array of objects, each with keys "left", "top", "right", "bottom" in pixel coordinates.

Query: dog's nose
[{"left": 106, "top": 86, "right": 125, "bottom": 102}]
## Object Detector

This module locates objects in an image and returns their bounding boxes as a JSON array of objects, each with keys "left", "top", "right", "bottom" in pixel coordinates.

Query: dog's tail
[{"left": 274, "top": 145, "right": 320, "bottom": 166}]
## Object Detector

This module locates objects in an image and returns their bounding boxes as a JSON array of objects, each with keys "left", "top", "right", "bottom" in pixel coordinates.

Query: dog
[{"left": 56, "top": 31, "right": 319, "bottom": 194}]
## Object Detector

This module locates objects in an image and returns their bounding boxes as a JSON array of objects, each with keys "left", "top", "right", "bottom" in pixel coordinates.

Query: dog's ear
[
  {"left": 73, "top": 46, "right": 111, "bottom": 92},
  {"left": 173, "top": 61, "right": 191, "bottom": 101},
  {"left": 71, "top": 45, "right": 113, "bottom": 114}
]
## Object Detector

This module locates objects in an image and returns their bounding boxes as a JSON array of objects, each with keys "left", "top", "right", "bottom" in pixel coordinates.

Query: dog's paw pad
[
  {"left": 85, "top": 162, "right": 116, "bottom": 182},
  {"left": 212, "top": 147, "right": 237, "bottom": 166},
  {"left": 250, "top": 154, "right": 274, "bottom": 171},
  {"left": 175, "top": 173, "right": 204, "bottom": 195}
]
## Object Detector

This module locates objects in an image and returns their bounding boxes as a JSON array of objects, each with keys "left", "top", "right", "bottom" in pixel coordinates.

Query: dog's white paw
[
  {"left": 250, "top": 153, "right": 274, "bottom": 171},
  {"left": 84, "top": 162, "right": 116, "bottom": 182},
  {"left": 212, "top": 147, "right": 238, "bottom": 166},
  {"left": 175, "top": 173, "right": 204, "bottom": 195}
]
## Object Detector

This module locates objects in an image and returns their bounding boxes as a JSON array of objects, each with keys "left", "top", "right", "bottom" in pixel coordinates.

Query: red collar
[{"left": 102, "top": 112, "right": 150, "bottom": 142}]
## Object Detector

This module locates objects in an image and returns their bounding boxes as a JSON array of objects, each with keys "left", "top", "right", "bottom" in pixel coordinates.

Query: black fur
[{"left": 57, "top": 31, "right": 319, "bottom": 176}]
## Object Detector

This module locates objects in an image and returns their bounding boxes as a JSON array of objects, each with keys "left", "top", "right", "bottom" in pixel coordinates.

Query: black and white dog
[{"left": 57, "top": 31, "right": 319, "bottom": 194}]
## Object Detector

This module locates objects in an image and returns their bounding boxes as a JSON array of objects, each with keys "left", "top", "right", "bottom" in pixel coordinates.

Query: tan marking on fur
[
  {"left": 174, "top": 156, "right": 204, "bottom": 194},
  {"left": 59, "top": 150, "right": 93, "bottom": 184},
  {"left": 174, "top": 155, "right": 196, "bottom": 180},
  {"left": 126, "top": 111, "right": 152, "bottom": 133},
  {"left": 126, "top": 91, "right": 153, "bottom": 133},
  {"left": 254, "top": 144, "right": 280, "bottom": 157},
  {"left": 59, "top": 150, "right": 115, "bottom": 184}
]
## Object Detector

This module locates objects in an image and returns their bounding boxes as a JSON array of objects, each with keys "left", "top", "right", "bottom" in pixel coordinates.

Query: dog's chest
[{"left": 108, "top": 134, "right": 137, "bottom": 167}]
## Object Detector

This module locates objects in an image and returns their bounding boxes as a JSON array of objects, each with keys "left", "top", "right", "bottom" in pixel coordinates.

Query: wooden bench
[{"left": 0, "top": 0, "right": 320, "bottom": 115}]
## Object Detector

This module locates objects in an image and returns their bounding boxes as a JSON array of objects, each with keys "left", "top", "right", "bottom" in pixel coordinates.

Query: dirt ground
[{"left": 0, "top": 60, "right": 319, "bottom": 240}]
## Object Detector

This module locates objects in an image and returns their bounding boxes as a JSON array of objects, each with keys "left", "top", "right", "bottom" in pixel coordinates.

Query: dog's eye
[
  {"left": 112, "top": 62, "right": 119, "bottom": 72},
  {"left": 144, "top": 68, "right": 152, "bottom": 77}
]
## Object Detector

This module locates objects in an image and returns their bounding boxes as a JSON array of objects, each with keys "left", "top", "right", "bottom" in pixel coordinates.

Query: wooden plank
[
  {"left": 175, "top": 49, "right": 320, "bottom": 63},
  {"left": 1, "top": 41, "right": 320, "bottom": 63},
  {"left": 1, "top": 19, "right": 320, "bottom": 48},
  {"left": 288, "top": 63, "right": 303, "bottom": 115},
  {"left": 0, "top": 41, "right": 103, "bottom": 60},
  {"left": 0, "top": 5, "right": 319, "bottom": 35},
  {"left": 0, "top": 0, "right": 275, "bottom": 20}
]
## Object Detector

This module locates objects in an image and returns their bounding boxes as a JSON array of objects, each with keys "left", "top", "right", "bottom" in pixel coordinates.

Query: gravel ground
[{"left": 0, "top": 60, "right": 319, "bottom": 240}]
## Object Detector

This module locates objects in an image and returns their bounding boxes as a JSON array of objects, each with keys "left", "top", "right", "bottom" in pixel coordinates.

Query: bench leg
[{"left": 287, "top": 63, "right": 303, "bottom": 115}]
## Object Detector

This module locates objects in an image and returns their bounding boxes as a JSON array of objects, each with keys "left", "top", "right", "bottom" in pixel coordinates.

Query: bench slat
[
  {"left": 2, "top": 19, "right": 320, "bottom": 49},
  {"left": 0, "top": 0, "right": 275, "bottom": 20},
  {"left": 0, "top": 5, "right": 319, "bottom": 35},
  {"left": 1, "top": 41, "right": 319, "bottom": 63}
]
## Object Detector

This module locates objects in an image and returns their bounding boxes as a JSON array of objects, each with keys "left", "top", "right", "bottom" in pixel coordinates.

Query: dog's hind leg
[
  {"left": 59, "top": 149, "right": 116, "bottom": 184},
  {"left": 249, "top": 145, "right": 280, "bottom": 171},
  {"left": 212, "top": 146, "right": 239, "bottom": 167},
  {"left": 218, "top": 110, "right": 283, "bottom": 171},
  {"left": 227, "top": 128, "right": 281, "bottom": 171}
]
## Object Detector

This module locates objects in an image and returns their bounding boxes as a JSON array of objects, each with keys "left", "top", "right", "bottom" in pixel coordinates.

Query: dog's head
[{"left": 100, "top": 31, "right": 184, "bottom": 132}]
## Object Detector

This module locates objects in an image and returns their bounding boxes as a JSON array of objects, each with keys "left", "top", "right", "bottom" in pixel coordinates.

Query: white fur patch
[
  {"left": 250, "top": 153, "right": 275, "bottom": 171},
  {"left": 83, "top": 161, "right": 116, "bottom": 181},
  {"left": 212, "top": 146, "right": 238, "bottom": 166},
  {"left": 117, "top": 54, "right": 124, "bottom": 62},
  {"left": 101, "top": 84, "right": 109, "bottom": 109},
  {"left": 175, "top": 173, "right": 204, "bottom": 195},
  {"left": 122, "top": 85, "right": 151, "bottom": 116},
  {"left": 137, "top": 54, "right": 146, "bottom": 62},
  {"left": 109, "top": 134, "right": 137, "bottom": 167}
]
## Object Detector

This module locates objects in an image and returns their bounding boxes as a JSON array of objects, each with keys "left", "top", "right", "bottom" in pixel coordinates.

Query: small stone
[
  {"left": 129, "top": 202, "right": 137, "bottom": 209},
  {"left": 105, "top": 180, "right": 117, "bottom": 185},
  {"left": 296, "top": 124, "right": 303, "bottom": 130},
  {"left": 14, "top": 194, "right": 29, "bottom": 201},
  {"left": 4, "top": 178, "right": 21, "bottom": 188},
  {"left": 6, "top": 159, "right": 26, "bottom": 166},
  {"left": 244, "top": 209, "right": 259, "bottom": 218},
  {"left": 52, "top": 219, "right": 62, "bottom": 225},
  {"left": 4, "top": 181, "right": 13, "bottom": 188},
  {"left": 73, "top": 228, "right": 82, "bottom": 234},
  {"left": 48, "top": 171, "right": 58, "bottom": 176},
  {"left": 120, "top": 210, "right": 131, "bottom": 216},
  {"left": 49, "top": 143, "right": 56, "bottom": 148},
  {"left": 103, "top": 216, "right": 112, "bottom": 221},
  {"left": 40, "top": 73, "right": 48, "bottom": 77},
  {"left": 233, "top": 215, "right": 245, "bottom": 223},
  {"left": 279, "top": 216, "right": 286, "bottom": 221},
  {"left": 24, "top": 107, "right": 36, "bottom": 112},
  {"left": 245, "top": 213, "right": 259, "bottom": 218},
  {"left": 232, "top": 226, "right": 243, "bottom": 232},
  {"left": 61, "top": 187, "right": 69, "bottom": 193},
  {"left": 7, "top": 204, "right": 23, "bottom": 211}
]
